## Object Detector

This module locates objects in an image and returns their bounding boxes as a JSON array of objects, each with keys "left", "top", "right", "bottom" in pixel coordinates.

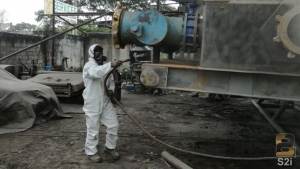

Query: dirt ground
[{"left": 0, "top": 89, "right": 299, "bottom": 169}]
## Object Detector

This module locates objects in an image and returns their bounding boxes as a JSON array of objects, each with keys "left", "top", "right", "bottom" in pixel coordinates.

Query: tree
[
  {"left": 58, "top": 0, "right": 176, "bottom": 12},
  {"left": 8, "top": 22, "right": 37, "bottom": 32},
  {"left": 0, "top": 9, "right": 9, "bottom": 31},
  {"left": 34, "top": 9, "right": 110, "bottom": 35},
  {"left": 34, "top": 0, "right": 176, "bottom": 36},
  {"left": 35, "top": 10, "right": 45, "bottom": 23}
]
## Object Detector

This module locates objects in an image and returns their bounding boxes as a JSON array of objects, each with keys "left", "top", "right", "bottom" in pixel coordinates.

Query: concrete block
[
  {"left": 21, "top": 56, "right": 29, "bottom": 60},
  {"left": 27, "top": 55, "right": 32, "bottom": 59},
  {"left": 15, "top": 52, "right": 22, "bottom": 57},
  {"left": 23, "top": 50, "right": 28, "bottom": 56},
  {"left": 5, "top": 47, "right": 10, "bottom": 52},
  {"left": 15, "top": 43, "right": 21, "bottom": 47},
  {"left": 37, "top": 59, "right": 43, "bottom": 64},
  {"left": 31, "top": 51, "right": 37, "bottom": 56},
  {"left": 21, "top": 43, "right": 27, "bottom": 48},
  {"left": 28, "top": 50, "right": 34, "bottom": 55},
  {"left": 35, "top": 53, "right": 41, "bottom": 58},
  {"left": 35, "top": 56, "right": 42, "bottom": 61},
  {"left": 1, "top": 46, "right": 6, "bottom": 51},
  {"left": 0, "top": 41, "right": 6, "bottom": 47},
  {"left": 34, "top": 57, "right": 40, "bottom": 61},
  {"left": 25, "top": 51, "right": 31, "bottom": 56},
  {"left": 0, "top": 51, "right": 6, "bottom": 56},
  {"left": 10, "top": 47, "right": 16, "bottom": 52},
  {"left": 31, "top": 51, "right": 37, "bottom": 57}
]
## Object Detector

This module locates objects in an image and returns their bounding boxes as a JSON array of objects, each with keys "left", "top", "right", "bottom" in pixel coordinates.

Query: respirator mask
[
  {"left": 97, "top": 55, "right": 107, "bottom": 65},
  {"left": 91, "top": 49, "right": 107, "bottom": 65}
]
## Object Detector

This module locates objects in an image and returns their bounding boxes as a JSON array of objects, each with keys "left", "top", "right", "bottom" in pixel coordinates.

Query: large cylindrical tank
[{"left": 113, "top": 9, "right": 184, "bottom": 50}]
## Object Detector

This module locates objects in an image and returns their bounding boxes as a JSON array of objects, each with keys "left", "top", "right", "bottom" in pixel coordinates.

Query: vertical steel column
[
  {"left": 168, "top": 51, "right": 173, "bottom": 59},
  {"left": 153, "top": 47, "right": 160, "bottom": 63},
  {"left": 52, "top": 0, "right": 55, "bottom": 66},
  {"left": 157, "top": 0, "right": 159, "bottom": 10},
  {"left": 74, "top": 0, "right": 78, "bottom": 35}
]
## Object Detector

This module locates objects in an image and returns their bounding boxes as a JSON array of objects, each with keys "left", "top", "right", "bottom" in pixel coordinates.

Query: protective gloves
[{"left": 108, "top": 90, "right": 114, "bottom": 98}]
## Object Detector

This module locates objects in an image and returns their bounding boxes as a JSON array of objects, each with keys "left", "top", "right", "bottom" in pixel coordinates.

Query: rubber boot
[
  {"left": 88, "top": 154, "right": 102, "bottom": 163},
  {"left": 104, "top": 147, "right": 120, "bottom": 160}
]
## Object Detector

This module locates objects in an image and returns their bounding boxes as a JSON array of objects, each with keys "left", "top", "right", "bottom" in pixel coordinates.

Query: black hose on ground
[{"left": 104, "top": 60, "right": 299, "bottom": 160}]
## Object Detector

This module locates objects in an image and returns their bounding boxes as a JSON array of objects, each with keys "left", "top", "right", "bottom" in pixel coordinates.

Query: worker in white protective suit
[{"left": 82, "top": 44, "right": 122, "bottom": 163}]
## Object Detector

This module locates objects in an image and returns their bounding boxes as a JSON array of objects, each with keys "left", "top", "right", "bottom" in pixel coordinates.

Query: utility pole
[
  {"left": 74, "top": 0, "right": 78, "bottom": 35},
  {"left": 52, "top": 0, "right": 55, "bottom": 66}
]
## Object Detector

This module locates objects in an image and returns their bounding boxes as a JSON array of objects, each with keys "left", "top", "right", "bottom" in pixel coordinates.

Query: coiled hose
[{"left": 104, "top": 60, "right": 299, "bottom": 160}]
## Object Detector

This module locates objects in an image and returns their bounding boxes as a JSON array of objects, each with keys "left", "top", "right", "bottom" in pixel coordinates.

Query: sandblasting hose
[{"left": 104, "top": 59, "right": 298, "bottom": 160}]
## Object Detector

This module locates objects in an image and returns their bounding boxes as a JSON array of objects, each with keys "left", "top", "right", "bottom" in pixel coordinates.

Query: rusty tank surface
[{"left": 112, "top": 0, "right": 300, "bottom": 102}]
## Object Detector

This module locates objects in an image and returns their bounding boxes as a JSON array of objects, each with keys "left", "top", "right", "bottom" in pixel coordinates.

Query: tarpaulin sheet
[{"left": 0, "top": 67, "right": 71, "bottom": 134}]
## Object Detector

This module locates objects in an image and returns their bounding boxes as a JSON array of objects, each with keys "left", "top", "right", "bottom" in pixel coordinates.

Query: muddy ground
[{"left": 0, "top": 89, "right": 299, "bottom": 169}]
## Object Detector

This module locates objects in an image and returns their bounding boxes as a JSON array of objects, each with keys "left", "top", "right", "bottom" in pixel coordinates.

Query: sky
[{"left": 0, "top": 0, "right": 44, "bottom": 25}]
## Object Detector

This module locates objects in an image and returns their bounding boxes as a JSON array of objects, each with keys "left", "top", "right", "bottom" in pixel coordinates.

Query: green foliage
[
  {"left": 78, "top": 25, "right": 111, "bottom": 36},
  {"left": 35, "top": 10, "right": 45, "bottom": 22},
  {"left": 8, "top": 22, "right": 37, "bottom": 32}
]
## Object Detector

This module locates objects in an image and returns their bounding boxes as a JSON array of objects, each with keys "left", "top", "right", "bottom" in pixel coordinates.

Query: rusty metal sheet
[
  {"left": 201, "top": 1, "right": 300, "bottom": 75},
  {"left": 168, "top": 68, "right": 199, "bottom": 90},
  {"left": 142, "top": 63, "right": 300, "bottom": 101}
]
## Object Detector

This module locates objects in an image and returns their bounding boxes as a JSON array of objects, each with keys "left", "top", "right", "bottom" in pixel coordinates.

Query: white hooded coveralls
[{"left": 82, "top": 44, "right": 119, "bottom": 155}]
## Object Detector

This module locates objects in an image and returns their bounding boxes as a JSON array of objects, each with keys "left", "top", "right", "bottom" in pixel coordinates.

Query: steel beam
[
  {"left": 41, "top": 12, "right": 113, "bottom": 16},
  {"left": 141, "top": 63, "right": 300, "bottom": 101},
  {"left": 153, "top": 47, "right": 160, "bottom": 63},
  {"left": 168, "top": 51, "right": 173, "bottom": 60}
]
